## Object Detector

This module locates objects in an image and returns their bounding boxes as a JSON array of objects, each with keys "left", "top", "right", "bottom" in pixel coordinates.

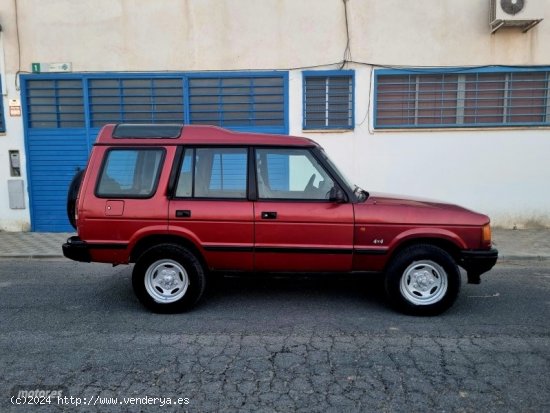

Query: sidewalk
[
  {"left": 0, "top": 229, "right": 548, "bottom": 260},
  {"left": 0, "top": 232, "right": 74, "bottom": 259}
]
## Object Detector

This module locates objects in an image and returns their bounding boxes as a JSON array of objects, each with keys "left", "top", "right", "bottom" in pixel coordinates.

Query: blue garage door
[
  {"left": 21, "top": 72, "right": 288, "bottom": 232},
  {"left": 23, "top": 79, "right": 90, "bottom": 232}
]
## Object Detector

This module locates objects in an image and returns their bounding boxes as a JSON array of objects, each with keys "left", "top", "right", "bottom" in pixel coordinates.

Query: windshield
[{"left": 318, "top": 149, "right": 368, "bottom": 202}]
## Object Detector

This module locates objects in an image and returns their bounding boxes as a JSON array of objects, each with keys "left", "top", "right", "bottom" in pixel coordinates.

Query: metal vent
[{"left": 501, "top": 0, "right": 524, "bottom": 16}]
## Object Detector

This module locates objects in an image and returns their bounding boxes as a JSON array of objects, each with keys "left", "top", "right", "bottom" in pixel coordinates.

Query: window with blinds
[
  {"left": 24, "top": 72, "right": 288, "bottom": 133},
  {"left": 303, "top": 71, "right": 354, "bottom": 130},
  {"left": 375, "top": 69, "right": 550, "bottom": 128},
  {"left": 89, "top": 77, "right": 184, "bottom": 127},
  {"left": 188, "top": 75, "right": 285, "bottom": 129},
  {"left": 25, "top": 79, "right": 85, "bottom": 128}
]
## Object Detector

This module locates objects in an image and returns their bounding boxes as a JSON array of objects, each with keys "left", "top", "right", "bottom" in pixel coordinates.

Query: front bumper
[
  {"left": 459, "top": 248, "right": 498, "bottom": 284},
  {"left": 62, "top": 236, "right": 91, "bottom": 263}
]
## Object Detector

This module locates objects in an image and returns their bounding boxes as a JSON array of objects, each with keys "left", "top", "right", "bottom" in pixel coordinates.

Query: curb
[
  {"left": 498, "top": 255, "right": 548, "bottom": 261},
  {"left": 0, "top": 254, "right": 64, "bottom": 259}
]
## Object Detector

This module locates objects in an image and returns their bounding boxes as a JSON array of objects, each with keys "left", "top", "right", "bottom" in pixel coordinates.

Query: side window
[
  {"left": 175, "top": 148, "right": 248, "bottom": 199},
  {"left": 96, "top": 149, "right": 164, "bottom": 198},
  {"left": 256, "top": 148, "right": 335, "bottom": 200}
]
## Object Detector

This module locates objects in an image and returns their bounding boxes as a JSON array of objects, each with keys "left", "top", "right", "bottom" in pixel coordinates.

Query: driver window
[{"left": 256, "top": 148, "right": 335, "bottom": 200}]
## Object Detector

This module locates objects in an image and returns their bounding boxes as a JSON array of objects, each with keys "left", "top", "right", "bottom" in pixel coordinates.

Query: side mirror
[{"left": 329, "top": 186, "right": 347, "bottom": 203}]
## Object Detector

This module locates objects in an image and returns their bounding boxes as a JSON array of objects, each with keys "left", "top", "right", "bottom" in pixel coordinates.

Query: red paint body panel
[
  {"left": 254, "top": 201, "right": 354, "bottom": 271},
  {"left": 169, "top": 200, "right": 254, "bottom": 271}
]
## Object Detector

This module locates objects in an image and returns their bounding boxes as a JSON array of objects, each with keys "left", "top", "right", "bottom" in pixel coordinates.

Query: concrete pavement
[{"left": 0, "top": 228, "right": 548, "bottom": 260}]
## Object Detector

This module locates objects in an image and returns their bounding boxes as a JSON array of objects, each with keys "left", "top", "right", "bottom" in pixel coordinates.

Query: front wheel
[
  {"left": 385, "top": 245, "right": 461, "bottom": 316},
  {"left": 132, "top": 244, "right": 206, "bottom": 313}
]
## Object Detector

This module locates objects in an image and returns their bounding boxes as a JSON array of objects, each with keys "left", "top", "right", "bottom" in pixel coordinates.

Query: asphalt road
[{"left": 0, "top": 259, "right": 549, "bottom": 413}]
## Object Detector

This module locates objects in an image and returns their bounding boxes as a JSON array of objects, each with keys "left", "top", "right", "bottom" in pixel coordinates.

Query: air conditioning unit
[{"left": 490, "top": 0, "right": 544, "bottom": 33}]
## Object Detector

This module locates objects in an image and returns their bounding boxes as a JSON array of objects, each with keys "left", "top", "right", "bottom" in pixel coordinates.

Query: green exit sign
[{"left": 31, "top": 62, "right": 72, "bottom": 73}]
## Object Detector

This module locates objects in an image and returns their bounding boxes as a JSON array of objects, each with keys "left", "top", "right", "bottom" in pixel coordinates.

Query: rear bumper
[
  {"left": 62, "top": 236, "right": 91, "bottom": 263},
  {"left": 459, "top": 248, "right": 498, "bottom": 284}
]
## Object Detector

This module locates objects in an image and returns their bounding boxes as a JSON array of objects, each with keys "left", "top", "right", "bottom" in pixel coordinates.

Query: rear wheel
[
  {"left": 385, "top": 245, "right": 461, "bottom": 316},
  {"left": 132, "top": 244, "right": 206, "bottom": 313}
]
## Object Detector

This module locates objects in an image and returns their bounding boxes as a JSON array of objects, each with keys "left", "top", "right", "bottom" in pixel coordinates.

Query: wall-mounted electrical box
[
  {"left": 8, "top": 180, "right": 25, "bottom": 209},
  {"left": 9, "top": 150, "right": 21, "bottom": 177}
]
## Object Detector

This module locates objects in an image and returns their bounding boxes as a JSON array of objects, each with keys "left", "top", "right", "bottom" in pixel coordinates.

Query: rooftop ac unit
[{"left": 490, "top": 0, "right": 544, "bottom": 33}]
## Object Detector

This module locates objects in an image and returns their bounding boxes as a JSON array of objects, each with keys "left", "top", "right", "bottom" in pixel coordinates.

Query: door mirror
[{"left": 329, "top": 186, "right": 347, "bottom": 203}]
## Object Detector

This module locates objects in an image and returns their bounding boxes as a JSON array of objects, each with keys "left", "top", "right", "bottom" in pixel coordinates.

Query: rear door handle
[
  {"left": 261, "top": 211, "right": 277, "bottom": 219},
  {"left": 175, "top": 210, "right": 191, "bottom": 218}
]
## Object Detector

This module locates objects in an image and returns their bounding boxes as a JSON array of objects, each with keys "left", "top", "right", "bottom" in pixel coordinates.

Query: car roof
[{"left": 94, "top": 124, "right": 318, "bottom": 148}]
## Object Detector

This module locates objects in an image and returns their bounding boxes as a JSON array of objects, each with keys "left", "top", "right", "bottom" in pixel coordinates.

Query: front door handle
[
  {"left": 261, "top": 211, "right": 277, "bottom": 219},
  {"left": 175, "top": 210, "right": 191, "bottom": 218}
]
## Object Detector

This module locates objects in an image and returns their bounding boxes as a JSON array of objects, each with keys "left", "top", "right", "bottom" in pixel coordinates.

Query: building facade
[{"left": 0, "top": 0, "right": 549, "bottom": 231}]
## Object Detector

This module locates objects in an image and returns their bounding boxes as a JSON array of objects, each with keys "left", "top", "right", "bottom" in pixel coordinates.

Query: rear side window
[{"left": 96, "top": 148, "right": 165, "bottom": 198}]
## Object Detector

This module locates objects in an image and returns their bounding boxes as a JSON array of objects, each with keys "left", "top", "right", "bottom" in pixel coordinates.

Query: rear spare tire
[{"left": 67, "top": 169, "right": 85, "bottom": 230}]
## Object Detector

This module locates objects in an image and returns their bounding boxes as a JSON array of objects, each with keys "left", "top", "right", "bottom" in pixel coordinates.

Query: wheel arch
[
  {"left": 384, "top": 237, "right": 462, "bottom": 272},
  {"left": 130, "top": 234, "right": 206, "bottom": 269}
]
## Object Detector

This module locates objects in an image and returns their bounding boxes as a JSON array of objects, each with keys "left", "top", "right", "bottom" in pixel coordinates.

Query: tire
[
  {"left": 67, "top": 169, "right": 85, "bottom": 230},
  {"left": 132, "top": 244, "right": 206, "bottom": 313},
  {"left": 385, "top": 244, "right": 461, "bottom": 316}
]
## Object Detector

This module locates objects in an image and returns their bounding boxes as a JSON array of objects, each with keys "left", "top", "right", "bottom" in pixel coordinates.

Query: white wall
[
  {"left": 0, "top": 0, "right": 548, "bottom": 230},
  {"left": 0, "top": 74, "right": 31, "bottom": 231},
  {"left": 6, "top": 0, "right": 550, "bottom": 71}
]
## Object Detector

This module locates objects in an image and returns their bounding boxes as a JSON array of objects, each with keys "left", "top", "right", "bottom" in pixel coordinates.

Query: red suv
[{"left": 63, "top": 124, "right": 497, "bottom": 315}]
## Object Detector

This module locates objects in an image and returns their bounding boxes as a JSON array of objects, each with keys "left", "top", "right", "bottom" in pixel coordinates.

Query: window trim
[
  {"left": 302, "top": 70, "right": 355, "bottom": 131},
  {"left": 373, "top": 66, "right": 550, "bottom": 130}
]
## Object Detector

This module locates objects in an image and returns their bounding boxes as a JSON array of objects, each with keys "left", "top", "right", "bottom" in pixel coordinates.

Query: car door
[
  {"left": 254, "top": 147, "right": 354, "bottom": 272},
  {"left": 169, "top": 146, "right": 254, "bottom": 271}
]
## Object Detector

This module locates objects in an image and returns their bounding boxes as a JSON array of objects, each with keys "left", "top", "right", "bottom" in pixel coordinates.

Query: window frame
[
  {"left": 302, "top": 70, "right": 355, "bottom": 131},
  {"left": 94, "top": 147, "right": 166, "bottom": 199},
  {"left": 373, "top": 66, "right": 550, "bottom": 129}
]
